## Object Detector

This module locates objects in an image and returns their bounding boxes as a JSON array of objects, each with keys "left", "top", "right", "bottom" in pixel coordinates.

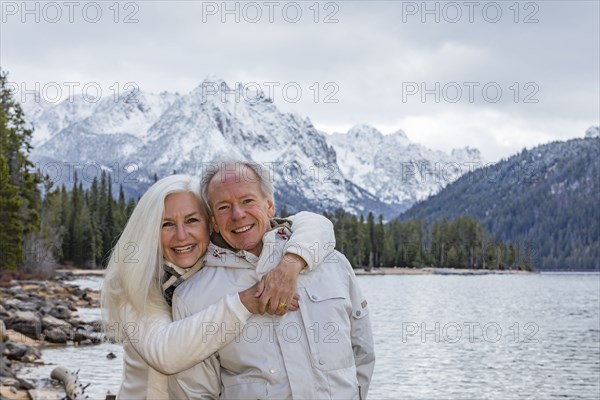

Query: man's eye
[
  {"left": 243, "top": 199, "right": 254, "bottom": 204},
  {"left": 218, "top": 205, "right": 230, "bottom": 211}
]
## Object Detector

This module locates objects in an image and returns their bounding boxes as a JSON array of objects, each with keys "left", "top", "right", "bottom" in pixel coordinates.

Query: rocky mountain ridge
[{"left": 25, "top": 78, "right": 483, "bottom": 219}]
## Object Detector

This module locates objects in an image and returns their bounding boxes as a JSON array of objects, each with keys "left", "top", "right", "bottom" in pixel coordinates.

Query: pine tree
[
  {"left": 0, "top": 69, "right": 42, "bottom": 270},
  {"left": 74, "top": 180, "right": 95, "bottom": 268},
  {"left": 347, "top": 214, "right": 359, "bottom": 265},
  {"left": 357, "top": 215, "right": 367, "bottom": 267},
  {"left": 105, "top": 175, "right": 116, "bottom": 254},
  {"left": 366, "top": 213, "right": 375, "bottom": 270},
  {"left": 0, "top": 154, "right": 23, "bottom": 268},
  {"left": 125, "top": 197, "right": 136, "bottom": 218},
  {"left": 447, "top": 246, "right": 459, "bottom": 267},
  {"left": 374, "top": 215, "right": 385, "bottom": 267},
  {"left": 66, "top": 174, "right": 81, "bottom": 264},
  {"left": 279, "top": 204, "right": 289, "bottom": 218},
  {"left": 115, "top": 184, "right": 127, "bottom": 237},
  {"left": 88, "top": 177, "right": 103, "bottom": 265},
  {"left": 39, "top": 176, "right": 138, "bottom": 268},
  {"left": 40, "top": 183, "right": 64, "bottom": 263}
]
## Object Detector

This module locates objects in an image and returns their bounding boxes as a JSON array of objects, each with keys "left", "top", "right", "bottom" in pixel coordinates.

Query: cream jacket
[
  {"left": 118, "top": 295, "right": 251, "bottom": 399},
  {"left": 115, "top": 212, "right": 335, "bottom": 399},
  {"left": 169, "top": 227, "right": 375, "bottom": 400}
]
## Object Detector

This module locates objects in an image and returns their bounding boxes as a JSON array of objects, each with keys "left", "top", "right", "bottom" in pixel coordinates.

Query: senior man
[{"left": 168, "top": 161, "right": 375, "bottom": 399}]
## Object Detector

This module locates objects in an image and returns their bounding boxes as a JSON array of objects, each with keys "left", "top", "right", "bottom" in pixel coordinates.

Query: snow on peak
[
  {"left": 450, "top": 146, "right": 483, "bottom": 162},
  {"left": 347, "top": 124, "right": 384, "bottom": 140},
  {"left": 391, "top": 128, "right": 409, "bottom": 140},
  {"left": 26, "top": 77, "right": 485, "bottom": 219},
  {"left": 326, "top": 125, "right": 484, "bottom": 206}
]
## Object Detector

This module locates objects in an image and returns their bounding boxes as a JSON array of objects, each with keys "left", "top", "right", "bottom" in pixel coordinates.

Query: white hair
[
  {"left": 200, "top": 159, "right": 275, "bottom": 213},
  {"left": 100, "top": 174, "right": 203, "bottom": 341}
]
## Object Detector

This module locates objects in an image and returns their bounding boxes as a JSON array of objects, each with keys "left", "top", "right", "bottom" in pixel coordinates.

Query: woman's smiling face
[{"left": 160, "top": 191, "right": 210, "bottom": 268}]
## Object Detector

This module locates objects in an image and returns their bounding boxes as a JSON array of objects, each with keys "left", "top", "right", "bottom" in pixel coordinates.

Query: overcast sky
[{"left": 1, "top": 0, "right": 598, "bottom": 161}]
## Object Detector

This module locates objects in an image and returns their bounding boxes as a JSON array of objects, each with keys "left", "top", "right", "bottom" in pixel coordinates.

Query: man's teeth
[
  {"left": 233, "top": 225, "right": 252, "bottom": 233},
  {"left": 174, "top": 245, "right": 194, "bottom": 253}
]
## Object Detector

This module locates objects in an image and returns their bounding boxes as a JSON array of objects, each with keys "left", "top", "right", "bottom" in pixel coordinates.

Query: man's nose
[{"left": 231, "top": 204, "right": 245, "bottom": 220}]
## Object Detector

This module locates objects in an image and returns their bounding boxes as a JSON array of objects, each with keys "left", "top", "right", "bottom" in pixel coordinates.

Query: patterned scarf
[{"left": 161, "top": 258, "right": 204, "bottom": 306}]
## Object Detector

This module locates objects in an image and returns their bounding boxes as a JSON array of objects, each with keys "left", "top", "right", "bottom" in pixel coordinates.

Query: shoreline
[
  {"left": 56, "top": 267, "right": 600, "bottom": 278},
  {"left": 353, "top": 267, "right": 534, "bottom": 275},
  {"left": 55, "top": 268, "right": 106, "bottom": 276},
  {"left": 0, "top": 277, "right": 103, "bottom": 400},
  {"left": 57, "top": 267, "right": 535, "bottom": 277}
]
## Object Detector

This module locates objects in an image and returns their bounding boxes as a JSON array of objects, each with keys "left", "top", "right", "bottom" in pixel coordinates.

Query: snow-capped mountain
[
  {"left": 326, "top": 125, "right": 483, "bottom": 206},
  {"left": 25, "top": 78, "right": 481, "bottom": 219},
  {"left": 24, "top": 90, "right": 179, "bottom": 146}
]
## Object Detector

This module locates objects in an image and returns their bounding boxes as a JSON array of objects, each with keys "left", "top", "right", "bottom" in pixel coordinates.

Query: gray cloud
[{"left": 1, "top": 0, "right": 598, "bottom": 161}]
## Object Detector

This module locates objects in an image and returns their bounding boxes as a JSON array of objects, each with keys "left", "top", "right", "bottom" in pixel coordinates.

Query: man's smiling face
[{"left": 207, "top": 166, "right": 275, "bottom": 256}]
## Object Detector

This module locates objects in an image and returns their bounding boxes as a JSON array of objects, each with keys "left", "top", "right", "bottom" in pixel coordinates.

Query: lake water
[{"left": 19, "top": 273, "right": 600, "bottom": 399}]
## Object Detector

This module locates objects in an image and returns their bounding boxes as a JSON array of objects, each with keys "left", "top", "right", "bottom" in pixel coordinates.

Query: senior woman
[{"left": 101, "top": 174, "right": 335, "bottom": 399}]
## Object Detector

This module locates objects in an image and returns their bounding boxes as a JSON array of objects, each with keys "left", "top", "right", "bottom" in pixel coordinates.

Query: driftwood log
[{"left": 50, "top": 366, "right": 90, "bottom": 399}]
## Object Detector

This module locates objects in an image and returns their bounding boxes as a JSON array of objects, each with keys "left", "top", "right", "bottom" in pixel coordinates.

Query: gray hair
[{"left": 201, "top": 159, "right": 275, "bottom": 213}]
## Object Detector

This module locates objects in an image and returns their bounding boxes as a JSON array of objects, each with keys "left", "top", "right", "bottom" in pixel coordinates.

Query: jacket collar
[
  {"left": 206, "top": 225, "right": 292, "bottom": 279},
  {"left": 209, "top": 217, "right": 293, "bottom": 251}
]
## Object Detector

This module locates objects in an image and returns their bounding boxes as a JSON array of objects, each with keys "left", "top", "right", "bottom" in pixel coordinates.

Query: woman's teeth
[{"left": 174, "top": 245, "right": 194, "bottom": 253}]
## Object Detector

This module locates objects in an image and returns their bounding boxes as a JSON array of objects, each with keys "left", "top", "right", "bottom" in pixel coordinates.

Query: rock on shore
[{"left": 0, "top": 277, "right": 103, "bottom": 398}]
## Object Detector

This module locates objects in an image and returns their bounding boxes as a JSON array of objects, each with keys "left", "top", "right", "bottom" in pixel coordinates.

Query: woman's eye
[
  {"left": 162, "top": 222, "right": 174, "bottom": 228},
  {"left": 186, "top": 218, "right": 199, "bottom": 224}
]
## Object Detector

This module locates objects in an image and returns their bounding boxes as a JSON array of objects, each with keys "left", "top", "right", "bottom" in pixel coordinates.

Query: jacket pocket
[
  {"left": 299, "top": 284, "right": 354, "bottom": 371},
  {"left": 221, "top": 381, "right": 267, "bottom": 399}
]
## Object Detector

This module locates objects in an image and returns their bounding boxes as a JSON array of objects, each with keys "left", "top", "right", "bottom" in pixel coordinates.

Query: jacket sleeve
[
  {"left": 346, "top": 260, "right": 376, "bottom": 398},
  {"left": 284, "top": 211, "right": 336, "bottom": 271},
  {"left": 122, "top": 292, "right": 251, "bottom": 375},
  {"left": 168, "top": 354, "right": 221, "bottom": 400}
]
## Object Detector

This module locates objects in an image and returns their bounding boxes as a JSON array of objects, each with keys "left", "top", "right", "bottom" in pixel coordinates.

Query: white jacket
[
  {"left": 115, "top": 212, "right": 335, "bottom": 399},
  {"left": 169, "top": 227, "right": 375, "bottom": 400},
  {"left": 118, "top": 295, "right": 250, "bottom": 399}
]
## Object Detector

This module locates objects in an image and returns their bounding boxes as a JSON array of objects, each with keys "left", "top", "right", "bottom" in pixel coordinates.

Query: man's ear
[{"left": 267, "top": 199, "right": 276, "bottom": 218}]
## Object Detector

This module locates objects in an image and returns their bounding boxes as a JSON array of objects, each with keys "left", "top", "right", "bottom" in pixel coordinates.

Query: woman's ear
[{"left": 267, "top": 199, "right": 276, "bottom": 218}]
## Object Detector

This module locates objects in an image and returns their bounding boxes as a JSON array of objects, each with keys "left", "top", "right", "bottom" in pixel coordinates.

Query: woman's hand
[{"left": 238, "top": 282, "right": 262, "bottom": 314}]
